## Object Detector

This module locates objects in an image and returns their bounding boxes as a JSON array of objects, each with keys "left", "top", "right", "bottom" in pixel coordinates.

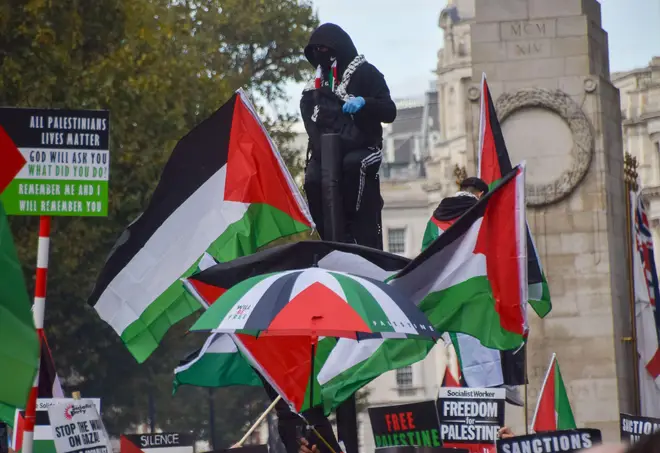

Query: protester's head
[
  {"left": 304, "top": 23, "right": 358, "bottom": 70},
  {"left": 459, "top": 177, "right": 489, "bottom": 198},
  {"left": 623, "top": 430, "right": 660, "bottom": 453}
]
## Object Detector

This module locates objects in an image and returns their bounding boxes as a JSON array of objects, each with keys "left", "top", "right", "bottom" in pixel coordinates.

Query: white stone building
[{"left": 612, "top": 57, "right": 660, "bottom": 264}]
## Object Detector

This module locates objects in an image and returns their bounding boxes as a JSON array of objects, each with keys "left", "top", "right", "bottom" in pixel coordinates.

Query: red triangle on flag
[
  {"left": 121, "top": 435, "right": 145, "bottom": 453},
  {"left": 223, "top": 93, "right": 310, "bottom": 227},
  {"left": 0, "top": 126, "right": 26, "bottom": 194}
]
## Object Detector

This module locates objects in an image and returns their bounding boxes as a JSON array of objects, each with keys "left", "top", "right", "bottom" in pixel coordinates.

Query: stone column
[{"left": 469, "top": 0, "right": 635, "bottom": 440}]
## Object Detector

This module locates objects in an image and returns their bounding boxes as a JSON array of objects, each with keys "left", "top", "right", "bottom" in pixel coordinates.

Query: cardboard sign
[
  {"left": 620, "top": 413, "right": 660, "bottom": 443},
  {"left": 368, "top": 401, "right": 442, "bottom": 448},
  {"left": 436, "top": 388, "right": 506, "bottom": 453},
  {"left": 496, "top": 429, "right": 602, "bottom": 453},
  {"left": 0, "top": 107, "right": 110, "bottom": 216},
  {"left": 122, "top": 433, "right": 194, "bottom": 453},
  {"left": 47, "top": 399, "right": 112, "bottom": 453},
  {"left": 12, "top": 398, "right": 102, "bottom": 453}
]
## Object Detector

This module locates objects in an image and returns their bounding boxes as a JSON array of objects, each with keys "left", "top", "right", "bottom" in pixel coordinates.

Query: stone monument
[{"left": 468, "top": 0, "right": 635, "bottom": 440}]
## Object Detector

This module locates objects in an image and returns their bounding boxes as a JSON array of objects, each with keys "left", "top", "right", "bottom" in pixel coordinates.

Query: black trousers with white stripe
[{"left": 304, "top": 148, "right": 384, "bottom": 248}]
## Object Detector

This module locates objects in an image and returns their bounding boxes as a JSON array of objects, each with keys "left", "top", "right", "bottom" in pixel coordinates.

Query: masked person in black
[{"left": 301, "top": 23, "right": 396, "bottom": 248}]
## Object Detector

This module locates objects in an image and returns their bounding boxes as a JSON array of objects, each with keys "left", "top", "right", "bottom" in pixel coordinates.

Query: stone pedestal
[{"left": 469, "top": 0, "right": 635, "bottom": 441}]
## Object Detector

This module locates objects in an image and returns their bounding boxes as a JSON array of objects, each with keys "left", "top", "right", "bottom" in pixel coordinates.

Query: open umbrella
[{"left": 189, "top": 267, "right": 437, "bottom": 411}]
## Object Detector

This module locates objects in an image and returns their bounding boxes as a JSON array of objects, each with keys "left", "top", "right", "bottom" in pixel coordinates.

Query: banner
[
  {"left": 496, "top": 429, "right": 602, "bottom": 453},
  {"left": 47, "top": 399, "right": 111, "bottom": 453},
  {"left": 0, "top": 107, "right": 110, "bottom": 216},
  {"left": 121, "top": 433, "right": 194, "bottom": 453},
  {"left": 436, "top": 388, "right": 505, "bottom": 453},
  {"left": 368, "top": 401, "right": 442, "bottom": 448},
  {"left": 620, "top": 413, "right": 660, "bottom": 443}
]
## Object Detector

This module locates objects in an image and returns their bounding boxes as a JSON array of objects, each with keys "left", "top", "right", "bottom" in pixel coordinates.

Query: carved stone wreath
[{"left": 495, "top": 88, "right": 594, "bottom": 207}]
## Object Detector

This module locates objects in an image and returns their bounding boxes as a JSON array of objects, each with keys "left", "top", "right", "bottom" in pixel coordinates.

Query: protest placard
[
  {"left": 121, "top": 433, "right": 194, "bottom": 453},
  {"left": 47, "top": 399, "right": 111, "bottom": 453},
  {"left": 436, "top": 387, "right": 505, "bottom": 453},
  {"left": 368, "top": 401, "right": 442, "bottom": 448},
  {"left": 496, "top": 429, "right": 602, "bottom": 453},
  {"left": 0, "top": 107, "right": 109, "bottom": 216},
  {"left": 620, "top": 413, "right": 660, "bottom": 443}
]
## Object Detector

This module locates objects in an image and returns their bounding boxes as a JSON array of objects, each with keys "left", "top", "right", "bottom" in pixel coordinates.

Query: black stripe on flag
[
  {"left": 189, "top": 240, "right": 410, "bottom": 289},
  {"left": 242, "top": 271, "right": 301, "bottom": 331},
  {"left": 87, "top": 93, "right": 238, "bottom": 305},
  {"left": 484, "top": 81, "right": 542, "bottom": 287},
  {"left": 395, "top": 166, "right": 520, "bottom": 280}
]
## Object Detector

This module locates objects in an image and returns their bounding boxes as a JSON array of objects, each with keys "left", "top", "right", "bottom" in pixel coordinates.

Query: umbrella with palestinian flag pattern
[
  {"left": 190, "top": 267, "right": 437, "bottom": 340},
  {"left": 189, "top": 267, "right": 438, "bottom": 412}
]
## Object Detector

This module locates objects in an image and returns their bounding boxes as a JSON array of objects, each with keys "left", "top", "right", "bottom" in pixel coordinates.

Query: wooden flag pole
[{"left": 233, "top": 396, "right": 281, "bottom": 448}]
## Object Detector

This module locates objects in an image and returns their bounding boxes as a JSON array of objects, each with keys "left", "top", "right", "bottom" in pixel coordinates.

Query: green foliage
[{"left": 1, "top": 0, "right": 316, "bottom": 445}]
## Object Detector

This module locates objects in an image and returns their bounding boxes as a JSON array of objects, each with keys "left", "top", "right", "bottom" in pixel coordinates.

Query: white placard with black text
[{"left": 47, "top": 399, "right": 112, "bottom": 453}]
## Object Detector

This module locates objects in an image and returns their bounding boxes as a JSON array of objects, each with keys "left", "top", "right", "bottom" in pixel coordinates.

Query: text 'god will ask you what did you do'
[{"left": 0, "top": 108, "right": 110, "bottom": 217}]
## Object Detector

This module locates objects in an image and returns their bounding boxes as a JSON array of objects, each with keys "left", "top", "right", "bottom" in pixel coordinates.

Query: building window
[
  {"left": 388, "top": 228, "right": 406, "bottom": 254},
  {"left": 396, "top": 366, "right": 414, "bottom": 396}
]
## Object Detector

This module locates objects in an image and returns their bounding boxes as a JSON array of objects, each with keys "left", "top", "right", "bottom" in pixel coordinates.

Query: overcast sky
[{"left": 275, "top": 0, "right": 660, "bottom": 116}]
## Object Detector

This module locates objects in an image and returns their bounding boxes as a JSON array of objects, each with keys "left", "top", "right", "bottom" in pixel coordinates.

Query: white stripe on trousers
[{"left": 355, "top": 149, "right": 383, "bottom": 211}]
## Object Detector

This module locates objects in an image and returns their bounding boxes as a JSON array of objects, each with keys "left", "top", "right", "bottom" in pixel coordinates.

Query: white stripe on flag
[
  {"left": 318, "top": 338, "right": 384, "bottom": 385},
  {"left": 174, "top": 333, "right": 237, "bottom": 375},
  {"left": 95, "top": 166, "right": 250, "bottom": 336},
  {"left": 453, "top": 333, "right": 503, "bottom": 388}
]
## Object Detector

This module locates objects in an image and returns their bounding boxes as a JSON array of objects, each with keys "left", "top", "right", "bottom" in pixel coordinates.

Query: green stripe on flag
[
  {"left": 555, "top": 360, "right": 576, "bottom": 430},
  {"left": 321, "top": 338, "right": 433, "bottom": 414},
  {"left": 120, "top": 203, "right": 312, "bottom": 362},
  {"left": 419, "top": 275, "right": 524, "bottom": 351}
]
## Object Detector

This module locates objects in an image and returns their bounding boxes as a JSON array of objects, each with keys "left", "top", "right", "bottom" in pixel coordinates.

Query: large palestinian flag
[
  {"left": 88, "top": 89, "right": 314, "bottom": 362},
  {"left": 477, "top": 73, "right": 551, "bottom": 319},
  {"left": 318, "top": 165, "right": 528, "bottom": 413},
  {"left": 173, "top": 240, "right": 410, "bottom": 408}
]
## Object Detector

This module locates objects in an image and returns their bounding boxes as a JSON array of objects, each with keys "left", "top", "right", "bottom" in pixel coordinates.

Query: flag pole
[
  {"left": 524, "top": 344, "right": 529, "bottom": 434},
  {"left": 623, "top": 153, "right": 641, "bottom": 415},
  {"left": 22, "top": 216, "right": 52, "bottom": 453},
  {"left": 233, "top": 396, "right": 281, "bottom": 448}
]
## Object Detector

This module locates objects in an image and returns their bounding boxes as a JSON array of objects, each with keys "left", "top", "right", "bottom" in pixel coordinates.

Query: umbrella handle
[{"left": 232, "top": 395, "right": 282, "bottom": 448}]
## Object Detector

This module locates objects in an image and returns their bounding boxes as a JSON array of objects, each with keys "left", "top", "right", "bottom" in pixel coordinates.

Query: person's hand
[
  {"left": 342, "top": 97, "right": 365, "bottom": 114},
  {"left": 498, "top": 426, "right": 515, "bottom": 439},
  {"left": 299, "top": 437, "right": 318, "bottom": 453}
]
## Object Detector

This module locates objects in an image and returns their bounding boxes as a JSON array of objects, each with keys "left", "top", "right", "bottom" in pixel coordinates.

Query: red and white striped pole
[{"left": 22, "top": 216, "right": 51, "bottom": 453}]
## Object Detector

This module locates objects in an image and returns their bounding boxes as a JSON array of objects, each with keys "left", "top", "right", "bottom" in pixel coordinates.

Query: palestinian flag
[
  {"left": 477, "top": 73, "right": 551, "bottom": 319},
  {"left": 173, "top": 240, "right": 409, "bottom": 402},
  {"left": 0, "top": 200, "right": 39, "bottom": 425},
  {"left": 173, "top": 332, "right": 262, "bottom": 392},
  {"left": 88, "top": 89, "right": 313, "bottom": 362},
  {"left": 7, "top": 330, "right": 64, "bottom": 453},
  {"left": 531, "top": 353, "right": 576, "bottom": 432},
  {"left": 318, "top": 165, "right": 528, "bottom": 412}
]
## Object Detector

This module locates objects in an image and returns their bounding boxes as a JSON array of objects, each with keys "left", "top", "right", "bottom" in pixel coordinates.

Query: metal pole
[
  {"left": 624, "top": 152, "right": 641, "bottom": 415},
  {"left": 209, "top": 388, "right": 216, "bottom": 450},
  {"left": 22, "top": 216, "right": 51, "bottom": 453},
  {"left": 320, "top": 133, "right": 357, "bottom": 453}
]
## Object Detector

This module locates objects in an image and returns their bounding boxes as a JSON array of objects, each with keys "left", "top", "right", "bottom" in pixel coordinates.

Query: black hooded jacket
[{"left": 301, "top": 23, "right": 397, "bottom": 158}]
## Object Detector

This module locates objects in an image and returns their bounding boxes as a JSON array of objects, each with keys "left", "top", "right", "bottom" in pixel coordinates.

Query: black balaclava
[
  {"left": 304, "top": 23, "right": 358, "bottom": 76},
  {"left": 312, "top": 48, "right": 336, "bottom": 69}
]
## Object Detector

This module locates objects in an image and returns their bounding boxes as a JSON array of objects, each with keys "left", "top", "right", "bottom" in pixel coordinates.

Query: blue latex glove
[{"left": 342, "top": 96, "right": 366, "bottom": 114}]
